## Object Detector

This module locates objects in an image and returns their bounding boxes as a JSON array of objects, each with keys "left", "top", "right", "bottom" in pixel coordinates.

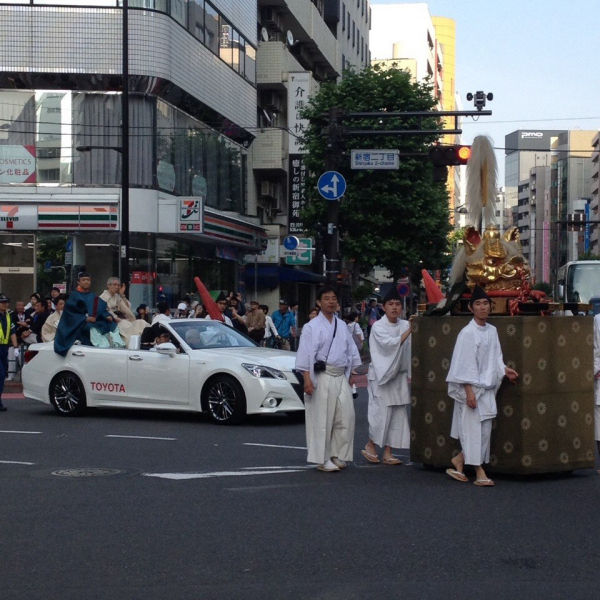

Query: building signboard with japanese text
[
  {"left": 288, "top": 72, "right": 311, "bottom": 155},
  {"left": 179, "top": 198, "right": 203, "bottom": 232},
  {"left": 0, "top": 146, "right": 36, "bottom": 184},
  {"left": 288, "top": 155, "right": 307, "bottom": 234}
]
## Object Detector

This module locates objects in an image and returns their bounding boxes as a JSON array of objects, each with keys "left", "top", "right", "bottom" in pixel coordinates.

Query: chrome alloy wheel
[
  {"left": 207, "top": 381, "right": 237, "bottom": 422},
  {"left": 52, "top": 375, "right": 85, "bottom": 415}
]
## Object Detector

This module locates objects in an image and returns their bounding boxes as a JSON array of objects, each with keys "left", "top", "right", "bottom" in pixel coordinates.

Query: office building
[
  {"left": 370, "top": 4, "right": 465, "bottom": 222},
  {"left": 506, "top": 129, "right": 596, "bottom": 286},
  {"left": 0, "top": 0, "right": 264, "bottom": 308},
  {"left": 555, "top": 130, "right": 595, "bottom": 266}
]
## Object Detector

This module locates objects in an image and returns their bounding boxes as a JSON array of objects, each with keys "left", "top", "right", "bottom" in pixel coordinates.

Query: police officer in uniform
[{"left": 0, "top": 295, "right": 19, "bottom": 411}]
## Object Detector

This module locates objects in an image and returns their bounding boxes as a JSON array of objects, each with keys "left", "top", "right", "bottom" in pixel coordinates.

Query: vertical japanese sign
[
  {"left": 288, "top": 72, "right": 311, "bottom": 154},
  {"left": 287, "top": 72, "right": 311, "bottom": 235},
  {"left": 288, "top": 155, "right": 307, "bottom": 234}
]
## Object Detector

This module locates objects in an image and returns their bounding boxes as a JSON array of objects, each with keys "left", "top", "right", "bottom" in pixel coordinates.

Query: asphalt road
[{"left": 1, "top": 391, "right": 599, "bottom": 600}]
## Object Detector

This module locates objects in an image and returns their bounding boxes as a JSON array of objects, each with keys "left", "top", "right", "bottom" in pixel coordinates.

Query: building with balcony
[
  {"left": 370, "top": 3, "right": 443, "bottom": 101},
  {"left": 250, "top": 0, "right": 370, "bottom": 313},
  {"left": 369, "top": 6, "right": 464, "bottom": 226},
  {"left": 590, "top": 132, "right": 600, "bottom": 255},
  {"left": 555, "top": 130, "right": 596, "bottom": 267},
  {"left": 0, "top": 0, "right": 264, "bottom": 308}
]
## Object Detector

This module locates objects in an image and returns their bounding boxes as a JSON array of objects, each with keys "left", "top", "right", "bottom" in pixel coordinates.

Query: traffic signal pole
[
  {"left": 325, "top": 107, "right": 341, "bottom": 285},
  {"left": 318, "top": 107, "right": 492, "bottom": 287}
]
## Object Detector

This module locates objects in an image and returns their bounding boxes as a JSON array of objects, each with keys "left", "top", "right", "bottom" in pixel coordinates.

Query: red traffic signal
[{"left": 428, "top": 145, "right": 472, "bottom": 167}]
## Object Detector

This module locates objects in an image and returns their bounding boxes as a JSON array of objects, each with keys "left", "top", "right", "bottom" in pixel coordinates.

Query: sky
[{"left": 370, "top": 0, "right": 600, "bottom": 181}]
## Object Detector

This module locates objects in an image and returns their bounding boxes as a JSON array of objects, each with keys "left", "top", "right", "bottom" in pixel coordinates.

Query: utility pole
[
  {"left": 325, "top": 106, "right": 341, "bottom": 286},
  {"left": 120, "top": 0, "right": 130, "bottom": 288}
]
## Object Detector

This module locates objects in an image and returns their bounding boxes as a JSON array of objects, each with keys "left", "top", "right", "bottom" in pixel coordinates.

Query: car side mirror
[{"left": 156, "top": 342, "right": 177, "bottom": 357}]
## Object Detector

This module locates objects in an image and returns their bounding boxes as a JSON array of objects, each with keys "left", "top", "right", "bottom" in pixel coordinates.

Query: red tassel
[{"left": 194, "top": 276, "right": 224, "bottom": 322}]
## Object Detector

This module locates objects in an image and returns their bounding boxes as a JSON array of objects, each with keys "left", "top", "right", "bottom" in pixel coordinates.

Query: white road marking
[
  {"left": 143, "top": 468, "right": 304, "bottom": 481},
  {"left": 243, "top": 442, "right": 307, "bottom": 450},
  {"left": 105, "top": 435, "right": 176, "bottom": 441},
  {"left": 0, "top": 430, "right": 42, "bottom": 435},
  {"left": 0, "top": 460, "right": 35, "bottom": 465},
  {"left": 240, "top": 465, "right": 313, "bottom": 470}
]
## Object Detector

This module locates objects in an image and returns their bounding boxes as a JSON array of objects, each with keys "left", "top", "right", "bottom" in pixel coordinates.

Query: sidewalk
[{"left": 3, "top": 379, "right": 24, "bottom": 399}]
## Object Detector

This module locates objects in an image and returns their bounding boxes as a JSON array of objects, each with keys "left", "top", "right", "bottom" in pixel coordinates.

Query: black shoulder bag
[{"left": 314, "top": 318, "right": 337, "bottom": 373}]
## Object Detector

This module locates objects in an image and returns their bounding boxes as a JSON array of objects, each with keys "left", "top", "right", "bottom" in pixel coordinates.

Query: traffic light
[{"left": 428, "top": 145, "right": 472, "bottom": 182}]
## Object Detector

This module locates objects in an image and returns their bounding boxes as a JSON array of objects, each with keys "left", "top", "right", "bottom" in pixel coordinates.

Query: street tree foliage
[{"left": 300, "top": 65, "right": 452, "bottom": 280}]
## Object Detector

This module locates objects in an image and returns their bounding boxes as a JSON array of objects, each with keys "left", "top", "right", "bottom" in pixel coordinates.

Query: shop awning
[{"left": 245, "top": 265, "right": 326, "bottom": 288}]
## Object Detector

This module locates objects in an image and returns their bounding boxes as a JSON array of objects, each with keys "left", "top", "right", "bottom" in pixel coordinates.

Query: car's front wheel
[
  {"left": 50, "top": 372, "right": 87, "bottom": 417},
  {"left": 204, "top": 375, "right": 246, "bottom": 425}
]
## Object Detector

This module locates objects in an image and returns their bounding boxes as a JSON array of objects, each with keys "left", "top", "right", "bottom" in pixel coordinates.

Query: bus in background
[{"left": 556, "top": 261, "right": 600, "bottom": 310}]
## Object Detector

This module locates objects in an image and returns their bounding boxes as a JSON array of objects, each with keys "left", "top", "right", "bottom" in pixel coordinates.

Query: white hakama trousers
[
  {"left": 367, "top": 381, "right": 410, "bottom": 449},
  {"left": 305, "top": 366, "right": 355, "bottom": 464},
  {"left": 450, "top": 401, "right": 493, "bottom": 466}
]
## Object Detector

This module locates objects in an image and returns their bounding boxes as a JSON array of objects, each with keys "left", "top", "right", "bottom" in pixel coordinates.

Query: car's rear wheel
[
  {"left": 205, "top": 375, "right": 246, "bottom": 425},
  {"left": 50, "top": 372, "right": 87, "bottom": 417}
]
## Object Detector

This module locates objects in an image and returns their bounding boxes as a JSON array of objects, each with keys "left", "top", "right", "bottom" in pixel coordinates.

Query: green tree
[
  {"left": 300, "top": 65, "right": 451, "bottom": 281},
  {"left": 578, "top": 251, "right": 600, "bottom": 261},
  {"left": 532, "top": 281, "right": 552, "bottom": 296}
]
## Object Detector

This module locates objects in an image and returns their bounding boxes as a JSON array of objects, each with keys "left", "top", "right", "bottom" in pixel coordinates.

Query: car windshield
[
  {"left": 169, "top": 320, "right": 258, "bottom": 350},
  {"left": 568, "top": 264, "right": 600, "bottom": 303}
]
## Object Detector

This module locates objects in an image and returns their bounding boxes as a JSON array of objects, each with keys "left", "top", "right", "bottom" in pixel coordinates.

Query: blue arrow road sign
[
  {"left": 283, "top": 236, "right": 299, "bottom": 250},
  {"left": 66, "top": 240, "right": 73, "bottom": 252},
  {"left": 318, "top": 171, "right": 346, "bottom": 200}
]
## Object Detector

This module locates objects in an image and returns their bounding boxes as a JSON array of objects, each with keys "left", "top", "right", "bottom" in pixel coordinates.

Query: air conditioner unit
[
  {"left": 264, "top": 92, "right": 282, "bottom": 112},
  {"left": 262, "top": 8, "right": 282, "bottom": 32},
  {"left": 260, "top": 180, "right": 277, "bottom": 199}
]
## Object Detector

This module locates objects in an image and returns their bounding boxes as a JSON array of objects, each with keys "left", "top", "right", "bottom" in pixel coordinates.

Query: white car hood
[{"left": 194, "top": 347, "right": 298, "bottom": 371}]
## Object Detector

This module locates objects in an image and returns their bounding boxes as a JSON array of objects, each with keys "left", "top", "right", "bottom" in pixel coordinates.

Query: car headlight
[{"left": 242, "top": 364, "right": 287, "bottom": 380}]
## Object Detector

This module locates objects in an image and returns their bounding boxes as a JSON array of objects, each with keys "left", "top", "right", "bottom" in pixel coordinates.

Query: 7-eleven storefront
[{"left": 0, "top": 193, "right": 266, "bottom": 308}]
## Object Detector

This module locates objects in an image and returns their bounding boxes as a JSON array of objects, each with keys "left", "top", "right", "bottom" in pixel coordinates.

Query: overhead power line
[{"left": 463, "top": 116, "right": 600, "bottom": 125}]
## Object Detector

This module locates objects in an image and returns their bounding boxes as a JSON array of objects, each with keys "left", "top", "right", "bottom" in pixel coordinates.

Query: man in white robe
[
  {"left": 363, "top": 286, "right": 414, "bottom": 465},
  {"left": 100, "top": 277, "right": 149, "bottom": 345},
  {"left": 446, "top": 285, "right": 519, "bottom": 486},
  {"left": 593, "top": 314, "right": 600, "bottom": 474},
  {"left": 296, "top": 285, "right": 362, "bottom": 472}
]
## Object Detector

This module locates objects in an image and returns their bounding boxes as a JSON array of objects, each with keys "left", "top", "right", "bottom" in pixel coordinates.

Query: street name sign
[{"left": 351, "top": 149, "right": 399, "bottom": 170}]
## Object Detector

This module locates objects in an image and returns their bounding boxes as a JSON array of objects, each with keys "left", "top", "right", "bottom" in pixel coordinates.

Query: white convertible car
[{"left": 22, "top": 319, "right": 305, "bottom": 425}]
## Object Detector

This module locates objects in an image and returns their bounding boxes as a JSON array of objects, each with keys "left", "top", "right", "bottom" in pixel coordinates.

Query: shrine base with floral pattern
[{"left": 410, "top": 316, "right": 595, "bottom": 475}]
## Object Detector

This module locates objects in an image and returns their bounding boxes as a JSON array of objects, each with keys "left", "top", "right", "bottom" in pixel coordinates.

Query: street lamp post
[{"left": 121, "top": 0, "right": 130, "bottom": 287}]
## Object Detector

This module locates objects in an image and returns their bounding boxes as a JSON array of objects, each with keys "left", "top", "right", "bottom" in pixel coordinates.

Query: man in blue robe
[{"left": 54, "top": 272, "right": 116, "bottom": 356}]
